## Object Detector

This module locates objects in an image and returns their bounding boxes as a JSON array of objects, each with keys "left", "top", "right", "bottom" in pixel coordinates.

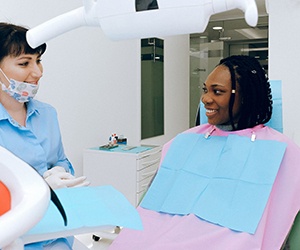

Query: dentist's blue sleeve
[{"left": 0, "top": 99, "right": 74, "bottom": 176}]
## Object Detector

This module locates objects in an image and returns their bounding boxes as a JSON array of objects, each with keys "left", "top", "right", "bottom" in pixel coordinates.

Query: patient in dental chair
[{"left": 109, "top": 55, "right": 300, "bottom": 250}]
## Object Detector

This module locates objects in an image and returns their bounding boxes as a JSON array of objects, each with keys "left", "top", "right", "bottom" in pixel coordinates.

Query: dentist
[{"left": 0, "top": 22, "right": 88, "bottom": 249}]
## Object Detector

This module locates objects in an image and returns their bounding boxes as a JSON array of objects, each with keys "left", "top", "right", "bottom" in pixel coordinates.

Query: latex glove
[{"left": 43, "top": 166, "right": 90, "bottom": 189}]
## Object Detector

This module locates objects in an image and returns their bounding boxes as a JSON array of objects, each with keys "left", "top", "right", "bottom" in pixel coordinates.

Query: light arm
[
  {"left": 26, "top": 0, "right": 258, "bottom": 48},
  {"left": 27, "top": 7, "right": 88, "bottom": 49}
]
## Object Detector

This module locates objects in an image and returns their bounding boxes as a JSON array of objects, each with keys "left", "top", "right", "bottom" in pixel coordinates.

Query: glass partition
[
  {"left": 189, "top": 16, "right": 268, "bottom": 127},
  {"left": 141, "top": 38, "right": 164, "bottom": 139}
]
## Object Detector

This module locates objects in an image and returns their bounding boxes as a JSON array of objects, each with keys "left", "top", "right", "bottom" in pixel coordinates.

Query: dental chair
[
  {"left": 0, "top": 146, "right": 50, "bottom": 250},
  {"left": 0, "top": 147, "right": 142, "bottom": 250},
  {"left": 195, "top": 80, "right": 299, "bottom": 249}
]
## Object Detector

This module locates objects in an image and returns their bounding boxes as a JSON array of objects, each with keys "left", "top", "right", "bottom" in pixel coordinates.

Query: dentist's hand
[{"left": 43, "top": 166, "right": 90, "bottom": 189}]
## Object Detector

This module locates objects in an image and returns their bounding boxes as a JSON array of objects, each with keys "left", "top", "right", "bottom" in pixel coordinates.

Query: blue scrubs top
[{"left": 0, "top": 99, "right": 74, "bottom": 176}]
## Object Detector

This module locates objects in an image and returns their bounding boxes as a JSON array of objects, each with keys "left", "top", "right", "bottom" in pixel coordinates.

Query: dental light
[{"left": 26, "top": 0, "right": 258, "bottom": 49}]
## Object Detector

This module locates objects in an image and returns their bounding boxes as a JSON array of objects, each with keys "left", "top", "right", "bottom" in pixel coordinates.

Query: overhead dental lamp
[{"left": 26, "top": 0, "right": 258, "bottom": 48}]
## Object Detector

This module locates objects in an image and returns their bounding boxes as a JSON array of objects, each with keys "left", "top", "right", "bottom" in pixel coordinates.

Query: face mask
[{"left": 0, "top": 69, "right": 39, "bottom": 103}]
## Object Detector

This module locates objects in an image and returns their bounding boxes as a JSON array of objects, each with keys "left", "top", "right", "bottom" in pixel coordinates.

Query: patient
[{"left": 109, "top": 55, "right": 300, "bottom": 249}]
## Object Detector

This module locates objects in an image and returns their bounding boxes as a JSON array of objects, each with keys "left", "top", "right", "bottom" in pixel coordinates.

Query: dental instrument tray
[{"left": 99, "top": 144, "right": 119, "bottom": 150}]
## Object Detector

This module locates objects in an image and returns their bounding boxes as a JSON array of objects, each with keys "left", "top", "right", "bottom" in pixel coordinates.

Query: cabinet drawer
[
  {"left": 137, "top": 190, "right": 146, "bottom": 205},
  {"left": 137, "top": 148, "right": 162, "bottom": 170},
  {"left": 136, "top": 174, "right": 155, "bottom": 192},
  {"left": 137, "top": 162, "right": 158, "bottom": 182}
]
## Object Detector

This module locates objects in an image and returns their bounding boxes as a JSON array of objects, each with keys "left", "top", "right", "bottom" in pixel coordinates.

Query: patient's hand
[{"left": 43, "top": 166, "right": 90, "bottom": 189}]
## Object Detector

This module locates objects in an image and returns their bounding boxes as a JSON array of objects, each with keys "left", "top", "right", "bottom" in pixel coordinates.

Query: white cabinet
[{"left": 83, "top": 145, "right": 162, "bottom": 207}]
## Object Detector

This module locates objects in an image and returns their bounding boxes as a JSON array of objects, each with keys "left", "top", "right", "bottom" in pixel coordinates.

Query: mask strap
[{"left": 0, "top": 68, "right": 11, "bottom": 87}]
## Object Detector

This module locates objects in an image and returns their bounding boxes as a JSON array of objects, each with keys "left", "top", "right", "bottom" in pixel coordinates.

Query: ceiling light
[
  {"left": 241, "top": 47, "right": 268, "bottom": 52},
  {"left": 235, "top": 28, "right": 268, "bottom": 39},
  {"left": 212, "top": 26, "right": 223, "bottom": 30}
]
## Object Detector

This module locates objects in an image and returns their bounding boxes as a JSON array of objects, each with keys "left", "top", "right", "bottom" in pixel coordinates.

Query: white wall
[
  {"left": 268, "top": 0, "right": 300, "bottom": 146},
  {"left": 1, "top": 0, "right": 190, "bottom": 175},
  {"left": 142, "top": 35, "right": 190, "bottom": 146}
]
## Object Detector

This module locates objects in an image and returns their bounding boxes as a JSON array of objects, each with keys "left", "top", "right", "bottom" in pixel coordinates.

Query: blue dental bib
[{"left": 141, "top": 133, "right": 286, "bottom": 234}]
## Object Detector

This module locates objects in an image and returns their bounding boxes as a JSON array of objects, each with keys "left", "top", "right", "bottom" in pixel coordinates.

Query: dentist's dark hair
[
  {"left": 0, "top": 22, "right": 46, "bottom": 63},
  {"left": 218, "top": 55, "right": 272, "bottom": 130}
]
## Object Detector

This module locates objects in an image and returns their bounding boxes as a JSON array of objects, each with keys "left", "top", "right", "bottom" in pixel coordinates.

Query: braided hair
[
  {"left": 0, "top": 22, "right": 46, "bottom": 63},
  {"left": 218, "top": 55, "right": 272, "bottom": 130}
]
